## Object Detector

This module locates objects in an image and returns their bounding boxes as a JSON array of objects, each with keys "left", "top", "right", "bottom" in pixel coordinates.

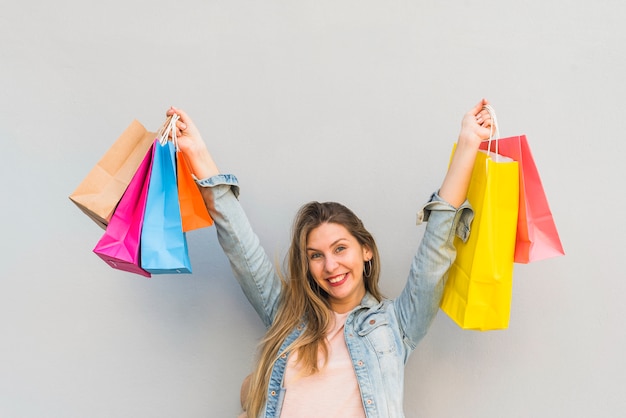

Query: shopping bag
[
  {"left": 176, "top": 149, "right": 213, "bottom": 232},
  {"left": 140, "top": 137, "right": 192, "bottom": 274},
  {"left": 92, "top": 142, "right": 156, "bottom": 277},
  {"left": 69, "top": 120, "right": 156, "bottom": 229},
  {"left": 480, "top": 135, "right": 564, "bottom": 263},
  {"left": 440, "top": 145, "right": 519, "bottom": 331}
]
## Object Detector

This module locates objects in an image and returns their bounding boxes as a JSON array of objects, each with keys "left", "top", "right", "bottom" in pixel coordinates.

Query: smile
[{"left": 327, "top": 273, "right": 348, "bottom": 286}]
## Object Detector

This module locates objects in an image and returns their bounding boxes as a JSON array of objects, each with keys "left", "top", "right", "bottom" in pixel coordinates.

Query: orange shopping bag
[
  {"left": 176, "top": 148, "right": 213, "bottom": 232},
  {"left": 162, "top": 113, "right": 213, "bottom": 232}
]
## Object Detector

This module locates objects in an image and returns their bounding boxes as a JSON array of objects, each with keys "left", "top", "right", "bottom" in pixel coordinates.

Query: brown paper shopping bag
[{"left": 69, "top": 120, "right": 156, "bottom": 229}]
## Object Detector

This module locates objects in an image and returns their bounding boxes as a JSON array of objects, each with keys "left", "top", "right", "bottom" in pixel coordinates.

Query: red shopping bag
[
  {"left": 480, "top": 135, "right": 564, "bottom": 263},
  {"left": 93, "top": 141, "right": 156, "bottom": 277}
]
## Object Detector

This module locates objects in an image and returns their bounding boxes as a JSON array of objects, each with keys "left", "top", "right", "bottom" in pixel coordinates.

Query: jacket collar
[{"left": 358, "top": 291, "right": 381, "bottom": 309}]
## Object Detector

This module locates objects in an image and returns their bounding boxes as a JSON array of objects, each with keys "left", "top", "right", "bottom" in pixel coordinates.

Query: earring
[{"left": 363, "top": 259, "right": 372, "bottom": 278}]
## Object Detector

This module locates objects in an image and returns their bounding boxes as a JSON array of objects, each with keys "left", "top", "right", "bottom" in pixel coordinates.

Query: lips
[{"left": 327, "top": 273, "right": 348, "bottom": 287}]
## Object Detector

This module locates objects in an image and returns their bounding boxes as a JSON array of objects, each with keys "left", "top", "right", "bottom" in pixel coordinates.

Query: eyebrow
[{"left": 306, "top": 238, "right": 349, "bottom": 252}]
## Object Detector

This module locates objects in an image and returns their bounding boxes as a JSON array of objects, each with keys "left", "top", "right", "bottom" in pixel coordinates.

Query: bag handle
[
  {"left": 482, "top": 104, "right": 500, "bottom": 156},
  {"left": 156, "top": 114, "right": 181, "bottom": 147}
]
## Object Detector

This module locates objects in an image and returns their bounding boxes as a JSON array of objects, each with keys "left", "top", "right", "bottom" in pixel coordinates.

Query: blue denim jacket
[{"left": 197, "top": 174, "right": 473, "bottom": 418}]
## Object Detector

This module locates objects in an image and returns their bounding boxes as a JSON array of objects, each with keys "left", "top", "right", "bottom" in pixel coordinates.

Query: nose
[{"left": 324, "top": 255, "right": 339, "bottom": 273}]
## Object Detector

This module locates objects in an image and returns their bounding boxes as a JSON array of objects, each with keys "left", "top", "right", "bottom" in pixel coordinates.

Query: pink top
[{"left": 279, "top": 311, "right": 366, "bottom": 417}]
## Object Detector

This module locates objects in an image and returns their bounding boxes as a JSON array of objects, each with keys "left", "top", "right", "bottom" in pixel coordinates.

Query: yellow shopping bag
[{"left": 440, "top": 145, "right": 519, "bottom": 331}]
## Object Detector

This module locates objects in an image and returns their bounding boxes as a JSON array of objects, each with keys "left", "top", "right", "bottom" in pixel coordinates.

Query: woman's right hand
[{"left": 166, "top": 106, "right": 220, "bottom": 179}]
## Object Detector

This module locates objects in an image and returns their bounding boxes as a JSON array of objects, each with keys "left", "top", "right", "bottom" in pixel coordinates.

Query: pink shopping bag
[{"left": 93, "top": 141, "right": 156, "bottom": 277}]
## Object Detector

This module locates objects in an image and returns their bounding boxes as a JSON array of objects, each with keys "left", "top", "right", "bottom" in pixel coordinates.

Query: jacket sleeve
[
  {"left": 394, "top": 192, "right": 474, "bottom": 349},
  {"left": 197, "top": 174, "right": 282, "bottom": 328}
]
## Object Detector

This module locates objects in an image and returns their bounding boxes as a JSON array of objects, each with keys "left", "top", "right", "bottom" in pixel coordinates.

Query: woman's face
[{"left": 306, "top": 222, "right": 372, "bottom": 313}]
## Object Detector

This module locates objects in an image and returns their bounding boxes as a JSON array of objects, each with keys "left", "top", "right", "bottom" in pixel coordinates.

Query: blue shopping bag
[{"left": 140, "top": 139, "right": 192, "bottom": 274}]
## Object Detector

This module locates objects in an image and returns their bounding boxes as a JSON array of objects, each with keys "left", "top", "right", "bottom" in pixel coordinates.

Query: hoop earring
[{"left": 364, "top": 259, "right": 372, "bottom": 278}]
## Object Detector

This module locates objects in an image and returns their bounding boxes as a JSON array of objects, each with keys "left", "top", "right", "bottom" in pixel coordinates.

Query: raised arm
[
  {"left": 395, "top": 99, "right": 494, "bottom": 348},
  {"left": 165, "top": 107, "right": 282, "bottom": 327},
  {"left": 438, "top": 99, "right": 494, "bottom": 207}
]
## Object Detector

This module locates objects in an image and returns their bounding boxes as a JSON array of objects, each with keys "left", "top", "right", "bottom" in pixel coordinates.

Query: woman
[{"left": 166, "top": 100, "right": 493, "bottom": 417}]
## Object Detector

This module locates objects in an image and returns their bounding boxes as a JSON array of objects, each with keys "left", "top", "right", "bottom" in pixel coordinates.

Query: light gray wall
[{"left": 1, "top": 1, "right": 624, "bottom": 417}]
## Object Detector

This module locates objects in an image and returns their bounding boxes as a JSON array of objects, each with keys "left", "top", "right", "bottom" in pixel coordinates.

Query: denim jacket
[{"left": 197, "top": 174, "right": 473, "bottom": 418}]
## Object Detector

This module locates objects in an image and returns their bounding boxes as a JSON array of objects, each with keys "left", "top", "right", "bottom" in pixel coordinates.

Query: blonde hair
[{"left": 244, "top": 202, "right": 382, "bottom": 417}]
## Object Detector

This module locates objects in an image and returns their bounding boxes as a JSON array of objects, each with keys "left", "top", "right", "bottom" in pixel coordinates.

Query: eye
[
  {"left": 335, "top": 245, "right": 346, "bottom": 253},
  {"left": 309, "top": 252, "right": 322, "bottom": 260}
]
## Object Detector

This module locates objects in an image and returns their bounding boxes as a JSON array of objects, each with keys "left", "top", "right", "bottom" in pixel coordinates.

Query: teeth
[{"left": 328, "top": 274, "right": 346, "bottom": 284}]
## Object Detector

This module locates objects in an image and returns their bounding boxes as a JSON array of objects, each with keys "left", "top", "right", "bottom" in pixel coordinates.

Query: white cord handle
[
  {"left": 156, "top": 114, "right": 180, "bottom": 147},
  {"left": 482, "top": 104, "right": 500, "bottom": 156}
]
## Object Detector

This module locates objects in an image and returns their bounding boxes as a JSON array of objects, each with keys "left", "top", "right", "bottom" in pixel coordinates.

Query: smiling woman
[
  {"left": 164, "top": 100, "right": 494, "bottom": 417},
  {"left": 306, "top": 220, "right": 372, "bottom": 313},
  {"left": 304, "top": 205, "right": 375, "bottom": 314}
]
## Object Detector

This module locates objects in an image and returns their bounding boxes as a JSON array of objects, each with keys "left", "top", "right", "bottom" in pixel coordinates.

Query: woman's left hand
[
  {"left": 438, "top": 98, "right": 494, "bottom": 207},
  {"left": 457, "top": 98, "right": 494, "bottom": 149}
]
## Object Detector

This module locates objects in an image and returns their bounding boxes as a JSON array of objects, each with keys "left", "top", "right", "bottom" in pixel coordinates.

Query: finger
[
  {"left": 169, "top": 106, "right": 193, "bottom": 125},
  {"left": 476, "top": 104, "right": 494, "bottom": 124},
  {"left": 474, "top": 98, "right": 492, "bottom": 117},
  {"left": 478, "top": 107, "right": 490, "bottom": 117},
  {"left": 478, "top": 130, "right": 490, "bottom": 141},
  {"left": 469, "top": 99, "right": 486, "bottom": 117}
]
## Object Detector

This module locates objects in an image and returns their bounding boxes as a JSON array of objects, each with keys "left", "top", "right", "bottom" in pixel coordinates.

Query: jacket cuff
[
  {"left": 195, "top": 174, "right": 240, "bottom": 199},
  {"left": 416, "top": 192, "right": 474, "bottom": 242}
]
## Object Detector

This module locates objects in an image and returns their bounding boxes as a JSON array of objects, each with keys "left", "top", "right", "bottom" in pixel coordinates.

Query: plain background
[{"left": 1, "top": 1, "right": 624, "bottom": 417}]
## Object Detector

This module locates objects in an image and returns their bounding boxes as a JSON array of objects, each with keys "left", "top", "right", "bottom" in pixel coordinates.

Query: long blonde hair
[{"left": 244, "top": 201, "right": 382, "bottom": 417}]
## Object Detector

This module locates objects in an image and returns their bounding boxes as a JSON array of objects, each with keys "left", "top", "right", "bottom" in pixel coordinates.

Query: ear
[{"left": 362, "top": 245, "right": 373, "bottom": 261}]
